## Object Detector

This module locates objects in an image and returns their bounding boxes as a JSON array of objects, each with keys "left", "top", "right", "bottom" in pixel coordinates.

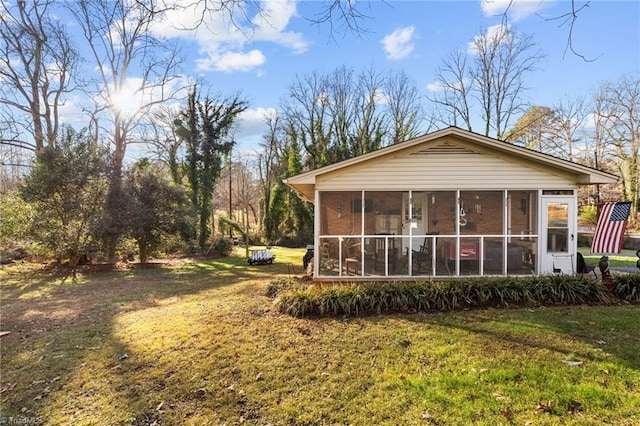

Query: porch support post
[
  {"left": 503, "top": 190, "right": 509, "bottom": 275},
  {"left": 314, "top": 190, "right": 320, "bottom": 278}
]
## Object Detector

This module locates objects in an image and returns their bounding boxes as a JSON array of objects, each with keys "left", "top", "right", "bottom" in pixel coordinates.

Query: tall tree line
[
  {"left": 504, "top": 76, "right": 639, "bottom": 220},
  {"left": 280, "top": 66, "right": 426, "bottom": 170},
  {"left": 1, "top": 0, "right": 638, "bottom": 263}
]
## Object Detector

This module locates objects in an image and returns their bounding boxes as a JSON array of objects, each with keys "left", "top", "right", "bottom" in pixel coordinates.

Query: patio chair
[
  {"left": 411, "top": 233, "right": 438, "bottom": 274},
  {"left": 344, "top": 239, "right": 361, "bottom": 275},
  {"left": 371, "top": 235, "right": 398, "bottom": 273}
]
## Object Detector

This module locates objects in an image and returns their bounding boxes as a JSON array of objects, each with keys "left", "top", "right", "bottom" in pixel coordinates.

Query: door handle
[{"left": 571, "top": 234, "right": 574, "bottom": 241}]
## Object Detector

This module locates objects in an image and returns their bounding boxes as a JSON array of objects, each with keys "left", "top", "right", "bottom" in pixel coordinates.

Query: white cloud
[
  {"left": 57, "top": 95, "right": 87, "bottom": 125},
  {"left": 480, "top": 0, "right": 549, "bottom": 22},
  {"left": 467, "top": 23, "right": 511, "bottom": 55},
  {"left": 252, "top": 0, "right": 307, "bottom": 53},
  {"left": 426, "top": 81, "right": 445, "bottom": 93},
  {"left": 381, "top": 26, "right": 415, "bottom": 60},
  {"left": 373, "top": 88, "right": 387, "bottom": 106},
  {"left": 426, "top": 79, "right": 468, "bottom": 93},
  {"left": 232, "top": 106, "right": 277, "bottom": 151},
  {"left": 152, "top": 0, "right": 307, "bottom": 74},
  {"left": 237, "top": 107, "right": 277, "bottom": 135},
  {"left": 197, "top": 49, "right": 267, "bottom": 73},
  {"left": 584, "top": 112, "right": 598, "bottom": 130}
]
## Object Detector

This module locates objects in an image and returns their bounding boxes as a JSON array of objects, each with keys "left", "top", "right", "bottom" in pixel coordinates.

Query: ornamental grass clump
[
  {"left": 265, "top": 277, "right": 295, "bottom": 297},
  {"left": 613, "top": 273, "right": 640, "bottom": 302},
  {"left": 276, "top": 286, "right": 316, "bottom": 317},
  {"left": 272, "top": 276, "right": 616, "bottom": 317}
]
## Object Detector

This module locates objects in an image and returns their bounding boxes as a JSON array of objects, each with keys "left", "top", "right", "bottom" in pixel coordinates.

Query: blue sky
[{"left": 58, "top": 0, "right": 640, "bottom": 154}]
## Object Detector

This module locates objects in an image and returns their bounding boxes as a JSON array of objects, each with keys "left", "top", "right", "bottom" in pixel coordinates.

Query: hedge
[{"left": 268, "top": 274, "right": 640, "bottom": 317}]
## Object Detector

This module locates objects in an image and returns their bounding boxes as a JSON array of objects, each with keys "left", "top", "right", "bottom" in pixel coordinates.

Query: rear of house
[{"left": 285, "top": 127, "right": 618, "bottom": 280}]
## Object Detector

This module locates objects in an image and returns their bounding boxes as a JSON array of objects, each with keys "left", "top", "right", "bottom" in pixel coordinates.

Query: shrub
[
  {"left": 211, "top": 237, "right": 234, "bottom": 257},
  {"left": 613, "top": 273, "right": 640, "bottom": 302},
  {"left": 577, "top": 233, "right": 591, "bottom": 247},
  {"left": 266, "top": 278, "right": 295, "bottom": 298},
  {"left": 274, "top": 276, "right": 615, "bottom": 317},
  {"left": 579, "top": 205, "right": 598, "bottom": 226}
]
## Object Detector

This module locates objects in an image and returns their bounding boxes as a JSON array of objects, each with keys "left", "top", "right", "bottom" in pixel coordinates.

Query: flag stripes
[{"left": 591, "top": 202, "right": 632, "bottom": 254}]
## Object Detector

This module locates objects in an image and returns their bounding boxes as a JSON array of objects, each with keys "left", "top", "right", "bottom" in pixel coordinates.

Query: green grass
[
  {"left": 581, "top": 248, "right": 639, "bottom": 268},
  {"left": 1, "top": 247, "right": 639, "bottom": 425}
]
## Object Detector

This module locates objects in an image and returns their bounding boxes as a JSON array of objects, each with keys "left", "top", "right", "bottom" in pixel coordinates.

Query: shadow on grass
[{"left": 0, "top": 252, "right": 304, "bottom": 422}]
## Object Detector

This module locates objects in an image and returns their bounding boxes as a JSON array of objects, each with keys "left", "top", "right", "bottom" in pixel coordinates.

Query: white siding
[{"left": 316, "top": 144, "right": 576, "bottom": 191}]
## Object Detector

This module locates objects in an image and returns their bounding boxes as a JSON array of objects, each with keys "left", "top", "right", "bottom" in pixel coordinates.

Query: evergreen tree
[
  {"left": 123, "top": 159, "right": 191, "bottom": 263},
  {"left": 20, "top": 127, "right": 110, "bottom": 265},
  {"left": 174, "top": 87, "right": 247, "bottom": 251}
]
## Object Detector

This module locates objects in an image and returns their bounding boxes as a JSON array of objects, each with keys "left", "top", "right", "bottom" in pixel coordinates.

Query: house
[{"left": 284, "top": 127, "right": 618, "bottom": 280}]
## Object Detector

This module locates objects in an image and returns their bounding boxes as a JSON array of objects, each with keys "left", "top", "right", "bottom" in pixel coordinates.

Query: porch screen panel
[
  {"left": 342, "top": 236, "right": 362, "bottom": 276},
  {"left": 364, "top": 191, "right": 403, "bottom": 236},
  {"left": 318, "top": 237, "right": 340, "bottom": 276},
  {"left": 363, "top": 235, "right": 402, "bottom": 276},
  {"left": 388, "top": 236, "right": 405, "bottom": 276},
  {"left": 509, "top": 191, "right": 537, "bottom": 238},
  {"left": 426, "top": 192, "right": 456, "bottom": 236},
  {"left": 460, "top": 191, "right": 503, "bottom": 235},
  {"left": 459, "top": 238, "right": 481, "bottom": 276},
  {"left": 507, "top": 190, "right": 538, "bottom": 274},
  {"left": 436, "top": 237, "right": 456, "bottom": 276},
  {"left": 319, "top": 191, "right": 362, "bottom": 236},
  {"left": 484, "top": 238, "right": 504, "bottom": 274},
  {"left": 410, "top": 233, "right": 438, "bottom": 276}
]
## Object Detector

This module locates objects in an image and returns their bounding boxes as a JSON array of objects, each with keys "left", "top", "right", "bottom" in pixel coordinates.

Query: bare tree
[
  {"left": 0, "top": 0, "right": 80, "bottom": 153},
  {"left": 169, "top": 0, "right": 376, "bottom": 46},
  {"left": 593, "top": 75, "right": 640, "bottom": 221},
  {"left": 503, "top": 105, "right": 556, "bottom": 151},
  {"left": 282, "top": 65, "right": 426, "bottom": 169},
  {"left": 69, "top": 0, "right": 184, "bottom": 259},
  {"left": 351, "top": 66, "right": 387, "bottom": 155},
  {"left": 0, "top": 142, "right": 30, "bottom": 194},
  {"left": 505, "top": 99, "right": 587, "bottom": 161},
  {"left": 231, "top": 156, "right": 260, "bottom": 240},
  {"left": 385, "top": 69, "right": 426, "bottom": 143},
  {"left": 590, "top": 92, "right": 611, "bottom": 172},
  {"left": 431, "top": 25, "right": 543, "bottom": 139},
  {"left": 281, "top": 71, "right": 332, "bottom": 169},
  {"left": 306, "top": 0, "right": 373, "bottom": 38},
  {"left": 488, "top": 0, "right": 598, "bottom": 61},
  {"left": 471, "top": 25, "right": 544, "bottom": 138},
  {"left": 145, "top": 105, "right": 184, "bottom": 184},
  {"left": 257, "top": 115, "right": 287, "bottom": 241},
  {"left": 429, "top": 49, "right": 473, "bottom": 131},
  {"left": 70, "top": 0, "right": 183, "bottom": 182},
  {"left": 326, "top": 66, "right": 355, "bottom": 161},
  {"left": 547, "top": 97, "right": 587, "bottom": 162}
]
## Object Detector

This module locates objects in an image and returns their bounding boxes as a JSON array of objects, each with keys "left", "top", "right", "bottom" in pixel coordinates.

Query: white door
[{"left": 540, "top": 197, "right": 576, "bottom": 274}]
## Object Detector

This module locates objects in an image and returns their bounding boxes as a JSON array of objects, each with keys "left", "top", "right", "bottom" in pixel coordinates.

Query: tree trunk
[
  {"left": 67, "top": 248, "right": 80, "bottom": 267},
  {"left": 139, "top": 240, "right": 149, "bottom": 264}
]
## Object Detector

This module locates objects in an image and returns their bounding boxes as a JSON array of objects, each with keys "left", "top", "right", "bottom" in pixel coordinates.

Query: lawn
[
  {"left": 1, "top": 247, "right": 639, "bottom": 425},
  {"left": 581, "top": 249, "right": 639, "bottom": 269}
]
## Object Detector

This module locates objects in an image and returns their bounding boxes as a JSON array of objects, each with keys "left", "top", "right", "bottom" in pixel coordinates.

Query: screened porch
[{"left": 316, "top": 190, "right": 539, "bottom": 278}]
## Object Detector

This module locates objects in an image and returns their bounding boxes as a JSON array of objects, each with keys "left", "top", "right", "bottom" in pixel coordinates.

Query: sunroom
[{"left": 284, "top": 127, "right": 618, "bottom": 280}]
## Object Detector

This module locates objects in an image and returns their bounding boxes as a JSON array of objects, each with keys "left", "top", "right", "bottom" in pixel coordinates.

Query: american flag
[{"left": 591, "top": 202, "right": 632, "bottom": 253}]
